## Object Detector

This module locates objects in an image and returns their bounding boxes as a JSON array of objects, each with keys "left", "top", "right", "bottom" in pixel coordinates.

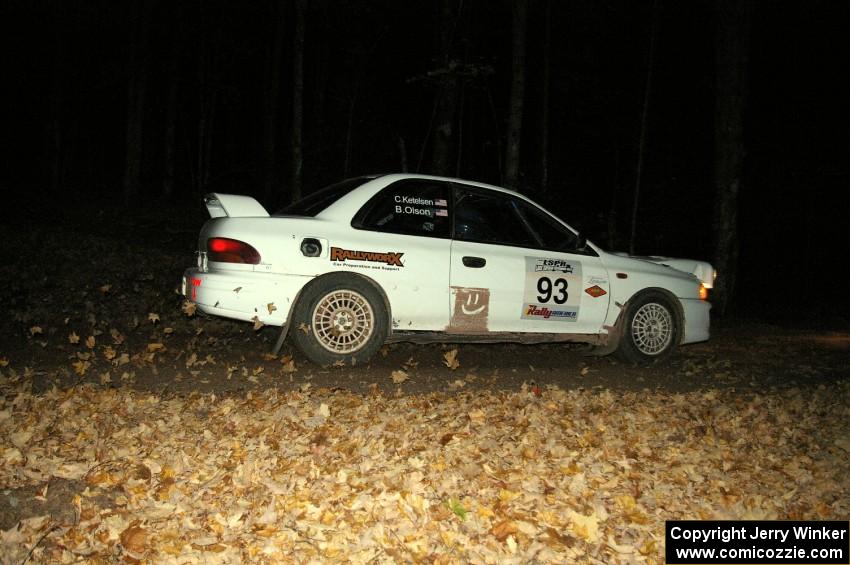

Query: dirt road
[
  {"left": 1, "top": 218, "right": 848, "bottom": 397},
  {"left": 1, "top": 217, "right": 848, "bottom": 563}
]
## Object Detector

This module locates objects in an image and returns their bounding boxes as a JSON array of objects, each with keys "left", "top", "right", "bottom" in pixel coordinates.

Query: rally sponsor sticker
[
  {"left": 330, "top": 246, "right": 404, "bottom": 270},
  {"left": 521, "top": 257, "right": 581, "bottom": 322}
]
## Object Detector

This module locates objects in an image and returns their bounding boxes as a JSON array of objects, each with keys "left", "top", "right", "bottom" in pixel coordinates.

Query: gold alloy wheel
[
  {"left": 311, "top": 290, "right": 375, "bottom": 354},
  {"left": 630, "top": 302, "right": 674, "bottom": 355}
]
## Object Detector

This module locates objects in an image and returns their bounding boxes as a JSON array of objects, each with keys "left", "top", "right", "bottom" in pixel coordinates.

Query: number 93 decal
[
  {"left": 522, "top": 257, "right": 582, "bottom": 322},
  {"left": 537, "top": 276, "right": 569, "bottom": 304}
]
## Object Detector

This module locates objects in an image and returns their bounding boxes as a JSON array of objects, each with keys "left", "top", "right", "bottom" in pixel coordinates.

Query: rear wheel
[
  {"left": 615, "top": 291, "right": 680, "bottom": 363},
  {"left": 291, "top": 274, "right": 388, "bottom": 366}
]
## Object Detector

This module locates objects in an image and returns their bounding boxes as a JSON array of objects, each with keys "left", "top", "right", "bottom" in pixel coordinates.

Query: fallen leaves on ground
[
  {"left": 443, "top": 348, "right": 460, "bottom": 370},
  {"left": 280, "top": 355, "right": 298, "bottom": 374},
  {"left": 181, "top": 301, "right": 197, "bottom": 316},
  {"left": 390, "top": 369, "right": 409, "bottom": 384},
  {"left": 1, "top": 373, "right": 847, "bottom": 563}
]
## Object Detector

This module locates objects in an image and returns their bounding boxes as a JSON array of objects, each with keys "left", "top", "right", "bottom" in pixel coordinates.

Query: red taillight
[
  {"left": 190, "top": 277, "right": 201, "bottom": 299},
  {"left": 206, "top": 238, "right": 261, "bottom": 264}
]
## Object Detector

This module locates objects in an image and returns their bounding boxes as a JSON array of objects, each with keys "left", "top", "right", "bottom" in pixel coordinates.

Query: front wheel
[
  {"left": 290, "top": 274, "right": 388, "bottom": 367},
  {"left": 615, "top": 291, "right": 680, "bottom": 363}
]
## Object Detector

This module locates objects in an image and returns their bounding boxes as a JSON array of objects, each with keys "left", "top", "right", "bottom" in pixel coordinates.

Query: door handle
[{"left": 462, "top": 256, "right": 486, "bottom": 268}]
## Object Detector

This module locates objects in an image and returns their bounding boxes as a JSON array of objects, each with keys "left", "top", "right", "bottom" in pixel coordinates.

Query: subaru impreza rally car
[{"left": 181, "top": 174, "right": 713, "bottom": 366}]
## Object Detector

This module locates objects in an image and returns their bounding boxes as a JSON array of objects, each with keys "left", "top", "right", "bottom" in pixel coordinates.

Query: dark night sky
[{"left": 2, "top": 0, "right": 849, "bottom": 319}]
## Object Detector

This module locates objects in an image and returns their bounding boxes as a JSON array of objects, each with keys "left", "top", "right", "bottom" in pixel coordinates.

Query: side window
[
  {"left": 453, "top": 186, "right": 592, "bottom": 254},
  {"left": 514, "top": 200, "right": 582, "bottom": 253},
  {"left": 453, "top": 187, "right": 537, "bottom": 247},
  {"left": 352, "top": 180, "right": 451, "bottom": 238}
]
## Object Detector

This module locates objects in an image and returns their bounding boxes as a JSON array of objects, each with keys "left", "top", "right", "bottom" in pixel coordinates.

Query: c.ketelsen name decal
[{"left": 330, "top": 247, "right": 404, "bottom": 267}]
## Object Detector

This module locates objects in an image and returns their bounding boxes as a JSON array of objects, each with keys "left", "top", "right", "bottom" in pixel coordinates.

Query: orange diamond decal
[{"left": 584, "top": 285, "right": 607, "bottom": 298}]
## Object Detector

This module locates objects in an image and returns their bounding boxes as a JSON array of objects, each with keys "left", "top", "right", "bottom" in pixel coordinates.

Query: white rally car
[{"left": 181, "top": 174, "right": 713, "bottom": 366}]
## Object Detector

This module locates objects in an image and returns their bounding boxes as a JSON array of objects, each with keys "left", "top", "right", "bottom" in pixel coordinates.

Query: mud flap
[
  {"left": 271, "top": 286, "right": 307, "bottom": 356},
  {"left": 271, "top": 323, "right": 290, "bottom": 356},
  {"left": 584, "top": 302, "right": 626, "bottom": 357}
]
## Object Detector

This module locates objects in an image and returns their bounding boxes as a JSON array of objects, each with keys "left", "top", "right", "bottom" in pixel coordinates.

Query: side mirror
[{"left": 575, "top": 233, "right": 587, "bottom": 252}]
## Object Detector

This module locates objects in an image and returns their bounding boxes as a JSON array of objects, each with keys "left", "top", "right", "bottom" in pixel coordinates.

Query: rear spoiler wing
[{"left": 204, "top": 193, "right": 270, "bottom": 218}]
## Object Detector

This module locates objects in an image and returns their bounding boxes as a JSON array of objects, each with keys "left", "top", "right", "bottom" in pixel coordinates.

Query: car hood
[{"left": 608, "top": 252, "right": 715, "bottom": 287}]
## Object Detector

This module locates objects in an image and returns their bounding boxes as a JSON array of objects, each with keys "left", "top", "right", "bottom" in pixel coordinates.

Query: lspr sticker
[{"left": 521, "top": 257, "right": 581, "bottom": 322}]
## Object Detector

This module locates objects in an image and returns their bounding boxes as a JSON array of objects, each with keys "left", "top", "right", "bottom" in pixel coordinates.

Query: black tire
[
  {"left": 290, "top": 273, "right": 388, "bottom": 367},
  {"left": 615, "top": 291, "right": 680, "bottom": 363}
]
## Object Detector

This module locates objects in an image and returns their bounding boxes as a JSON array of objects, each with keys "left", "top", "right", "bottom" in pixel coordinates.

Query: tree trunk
[
  {"left": 195, "top": 5, "right": 221, "bottom": 194},
  {"left": 162, "top": 79, "right": 178, "bottom": 199},
  {"left": 629, "top": 0, "right": 659, "bottom": 255},
  {"left": 712, "top": 0, "right": 753, "bottom": 315},
  {"left": 487, "top": 87, "right": 503, "bottom": 180},
  {"left": 608, "top": 145, "right": 621, "bottom": 249},
  {"left": 291, "top": 0, "right": 306, "bottom": 203},
  {"left": 199, "top": 89, "right": 217, "bottom": 190},
  {"left": 124, "top": 0, "right": 151, "bottom": 205},
  {"left": 455, "top": 82, "right": 465, "bottom": 176},
  {"left": 504, "top": 0, "right": 528, "bottom": 190},
  {"left": 47, "top": 0, "right": 65, "bottom": 195},
  {"left": 312, "top": 8, "right": 329, "bottom": 173},
  {"left": 539, "top": 0, "right": 552, "bottom": 194},
  {"left": 398, "top": 136, "right": 408, "bottom": 172},
  {"left": 262, "top": 0, "right": 285, "bottom": 202},
  {"left": 342, "top": 30, "right": 386, "bottom": 177},
  {"left": 430, "top": 0, "right": 461, "bottom": 176},
  {"left": 343, "top": 88, "right": 358, "bottom": 178},
  {"left": 162, "top": 23, "right": 180, "bottom": 199}
]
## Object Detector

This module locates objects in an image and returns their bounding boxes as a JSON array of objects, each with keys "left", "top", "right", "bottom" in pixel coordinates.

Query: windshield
[{"left": 274, "top": 176, "right": 373, "bottom": 217}]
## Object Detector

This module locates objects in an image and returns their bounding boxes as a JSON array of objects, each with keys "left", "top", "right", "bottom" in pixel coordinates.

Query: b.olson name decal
[{"left": 330, "top": 246, "right": 404, "bottom": 267}]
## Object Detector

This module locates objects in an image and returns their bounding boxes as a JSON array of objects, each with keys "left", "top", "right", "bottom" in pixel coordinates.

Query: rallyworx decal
[
  {"left": 521, "top": 257, "right": 581, "bottom": 322},
  {"left": 330, "top": 246, "right": 404, "bottom": 267}
]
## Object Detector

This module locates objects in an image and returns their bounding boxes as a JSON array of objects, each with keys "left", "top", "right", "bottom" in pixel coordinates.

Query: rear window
[
  {"left": 274, "top": 177, "right": 373, "bottom": 217},
  {"left": 352, "top": 179, "right": 452, "bottom": 238}
]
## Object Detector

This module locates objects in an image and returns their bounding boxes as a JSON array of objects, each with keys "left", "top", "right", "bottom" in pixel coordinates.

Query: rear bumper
[
  {"left": 680, "top": 298, "right": 711, "bottom": 344},
  {"left": 181, "top": 268, "right": 310, "bottom": 326}
]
